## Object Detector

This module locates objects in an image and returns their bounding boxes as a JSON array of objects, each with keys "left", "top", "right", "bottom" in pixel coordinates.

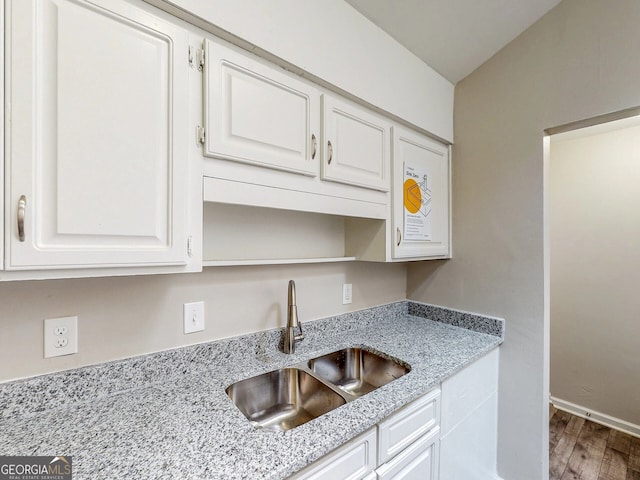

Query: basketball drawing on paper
[{"left": 403, "top": 174, "right": 431, "bottom": 217}]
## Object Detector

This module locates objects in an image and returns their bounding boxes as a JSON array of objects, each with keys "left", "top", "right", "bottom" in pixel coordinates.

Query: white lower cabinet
[
  {"left": 289, "top": 388, "right": 441, "bottom": 480},
  {"left": 440, "top": 349, "right": 500, "bottom": 480},
  {"left": 288, "top": 349, "right": 501, "bottom": 480}
]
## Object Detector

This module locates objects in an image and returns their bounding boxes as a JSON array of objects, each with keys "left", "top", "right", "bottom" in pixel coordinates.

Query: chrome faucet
[{"left": 284, "top": 280, "right": 304, "bottom": 354}]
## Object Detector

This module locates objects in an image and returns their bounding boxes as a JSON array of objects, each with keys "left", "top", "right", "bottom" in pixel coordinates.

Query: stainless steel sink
[
  {"left": 226, "top": 347, "right": 410, "bottom": 431},
  {"left": 225, "top": 368, "right": 346, "bottom": 432},
  {"left": 308, "top": 347, "right": 410, "bottom": 397}
]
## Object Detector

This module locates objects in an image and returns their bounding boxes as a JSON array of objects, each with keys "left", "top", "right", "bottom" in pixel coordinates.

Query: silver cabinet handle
[
  {"left": 311, "top": 134, "right": 317, "bottom": 159},
  {"left": 396, "top": 227, "right": 401, "bottom": 246},
  {"left": 18, "top": 195, "right": 27, "bottom": 242},
  {"left": 327, "top": 140, "right": 333, "bottom": 164}
]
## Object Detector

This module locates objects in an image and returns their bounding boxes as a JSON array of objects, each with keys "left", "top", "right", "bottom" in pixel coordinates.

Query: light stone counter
[{"left": 0, "top": 301, "right": 503, "bottom": 479}]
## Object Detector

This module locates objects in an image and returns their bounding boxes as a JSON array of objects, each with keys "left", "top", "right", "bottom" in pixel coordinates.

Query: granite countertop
[{"left": 0, "top": 301, "right": 503, "bottom": 480}]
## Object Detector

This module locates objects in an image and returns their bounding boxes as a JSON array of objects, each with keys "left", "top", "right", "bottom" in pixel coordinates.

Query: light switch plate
[
  {"left": 184, "top": 301, "right": 205, "bottom": 334},
  {"left": 342, "top": 284, "right": 353, "bottom": 305}
]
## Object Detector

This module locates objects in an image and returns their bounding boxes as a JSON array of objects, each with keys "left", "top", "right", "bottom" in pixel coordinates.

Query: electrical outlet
[
  {"left": 342, "top": 283, "right": 353, "bottom": 305},
  {"left": 44, "top": 316, "right": 78, "bottom": 358},
  {"left": 184, "top": 301, "right": 205, "bottom": 334},
  {"left": 54, "top": 326, "right": 68, "bottom": 336}
]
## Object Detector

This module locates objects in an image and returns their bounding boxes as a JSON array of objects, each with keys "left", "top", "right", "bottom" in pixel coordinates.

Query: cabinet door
[
  {"left": 392, "top": 127, "right": 450, "bottom": 259},
  {"left": 439, "top": 393, "right": 498, "bottom": 480},
  {"left": 5, "top": 0, "right": 189, "bottom": 269},
  {"left": 204, "top": 39, "right": 319, "bottom": 176},
  {"left": 440, "top": 349, "right": 499, "bottom": 480},
  {"left": 441, "top": 349, "right": 499, "bottom": 435},
  {"left": 322, "top": 95, "right": 390, "bottom": 191},
  {"left": 376, "top": 430, "right": 440, "bottom": 480}
]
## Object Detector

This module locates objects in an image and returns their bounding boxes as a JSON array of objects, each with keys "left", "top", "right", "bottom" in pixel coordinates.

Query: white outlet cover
[
  {"left": 342, "top": 283, "right": 353, "bottom": 305},
  {"left": 44, "top": 316, "right": 78, "bottom": 358},
  {"left": 184, "top": 301, "right": 205, "bottom": 334}
]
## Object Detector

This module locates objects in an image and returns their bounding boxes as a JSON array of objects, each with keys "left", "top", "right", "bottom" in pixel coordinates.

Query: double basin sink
[{"left": 226, "top": 347, "right": 410, "bottom": 432}]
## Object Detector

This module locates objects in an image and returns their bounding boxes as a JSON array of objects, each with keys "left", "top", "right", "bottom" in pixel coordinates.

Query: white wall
[
  {"left": 146, "top": 0, "right": 454, "bottom": 142},
  {"left": 407, "top": 0, "right": 640, "bottom": 478},
  {"left": 0, "top": 262, "right": 406, "bottom": 382},
  {"left": 550, "top": 123, "right": 640, "bottom": 427}
]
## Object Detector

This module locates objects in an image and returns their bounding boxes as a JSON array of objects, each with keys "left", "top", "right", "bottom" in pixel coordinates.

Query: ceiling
[{"left": 345, "top": 0, "right": 563, "bottom": 83}]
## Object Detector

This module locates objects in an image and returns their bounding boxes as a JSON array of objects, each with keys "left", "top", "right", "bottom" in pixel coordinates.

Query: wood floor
[{"left": 550, "top": 405, "right": 640, "bottom": 480}]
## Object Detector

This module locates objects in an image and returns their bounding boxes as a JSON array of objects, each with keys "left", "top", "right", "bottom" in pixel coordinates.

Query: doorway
[{"left": 545, "top": 109, "right": 640, "bottom": 479}]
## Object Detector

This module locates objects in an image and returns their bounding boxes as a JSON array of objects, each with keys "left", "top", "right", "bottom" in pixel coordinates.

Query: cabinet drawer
[
  {"left": 289, "top": 428, "right": 376, "bottom": 480},
  {"left": 376, "top": 427, "right": 440, "bottom": 480},
  {"left": 377, "top": 388, "right": 440, "bottom": 465}
]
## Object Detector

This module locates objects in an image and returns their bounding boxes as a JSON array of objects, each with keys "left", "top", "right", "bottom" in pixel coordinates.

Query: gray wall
[
  {"left": 0, "top": 262, "right": 406, "bottom": 382},
  {"left": 550, "top": 123, "right": 640, "bottom": 428},
  {"left": 407, "top": 0, "right": 640, "bottom": 478},
  {"left": 150, "top": 0, "right": 454, "bottom": 141}
]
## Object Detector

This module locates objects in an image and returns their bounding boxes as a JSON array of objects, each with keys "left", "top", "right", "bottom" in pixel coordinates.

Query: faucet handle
[{"left": 294, "top": 322, "right": 304, "bottom": 343}]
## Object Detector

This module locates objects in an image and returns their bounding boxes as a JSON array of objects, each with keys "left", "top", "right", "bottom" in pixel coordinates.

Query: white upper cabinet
[
  {"left": 200, "top": 38, "right": 390, "bottom": 245},
  {"left": 203, "top": 39, "right": 320, "bottom": 176},
  {"left": 392, "top": 127, "right": 450, "bottom": 259},
  {"left": 321, "top": 94, "right": 390, "bottom": 192},
  {"left": 5, "top": 0, "right": 190, "bottom": 270}
]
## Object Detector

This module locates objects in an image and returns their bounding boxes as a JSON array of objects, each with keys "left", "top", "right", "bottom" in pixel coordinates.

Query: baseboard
[{"left": 550, "top": 396, "right": 640, "bottom": 438}]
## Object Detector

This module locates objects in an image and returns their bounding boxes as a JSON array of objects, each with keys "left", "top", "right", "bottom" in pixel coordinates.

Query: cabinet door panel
[
  {"left": 6, "top": 0, "right": 189, "bottom": 269},
  {"left": 392, "top": 127, "right": 450, "bottom": 259},
  {"left": 322, "top": 95, "right": 390, "bottom": 191},
  {"left": 440, "top": 349, "right": 500, "bottom": 480},
  {"left": 204, "top": 39, "right": 319, "bottom": 176},
  {"left": 439, "top": 394, "right": 498, "bottom": 480},
  {"left": 441, "top": 349, "right": 499, "bottom": 434}
]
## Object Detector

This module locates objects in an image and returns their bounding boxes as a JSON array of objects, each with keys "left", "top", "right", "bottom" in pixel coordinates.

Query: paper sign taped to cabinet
[{"left": 403, "top": 163, "right": 432, "bottom": 241}]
